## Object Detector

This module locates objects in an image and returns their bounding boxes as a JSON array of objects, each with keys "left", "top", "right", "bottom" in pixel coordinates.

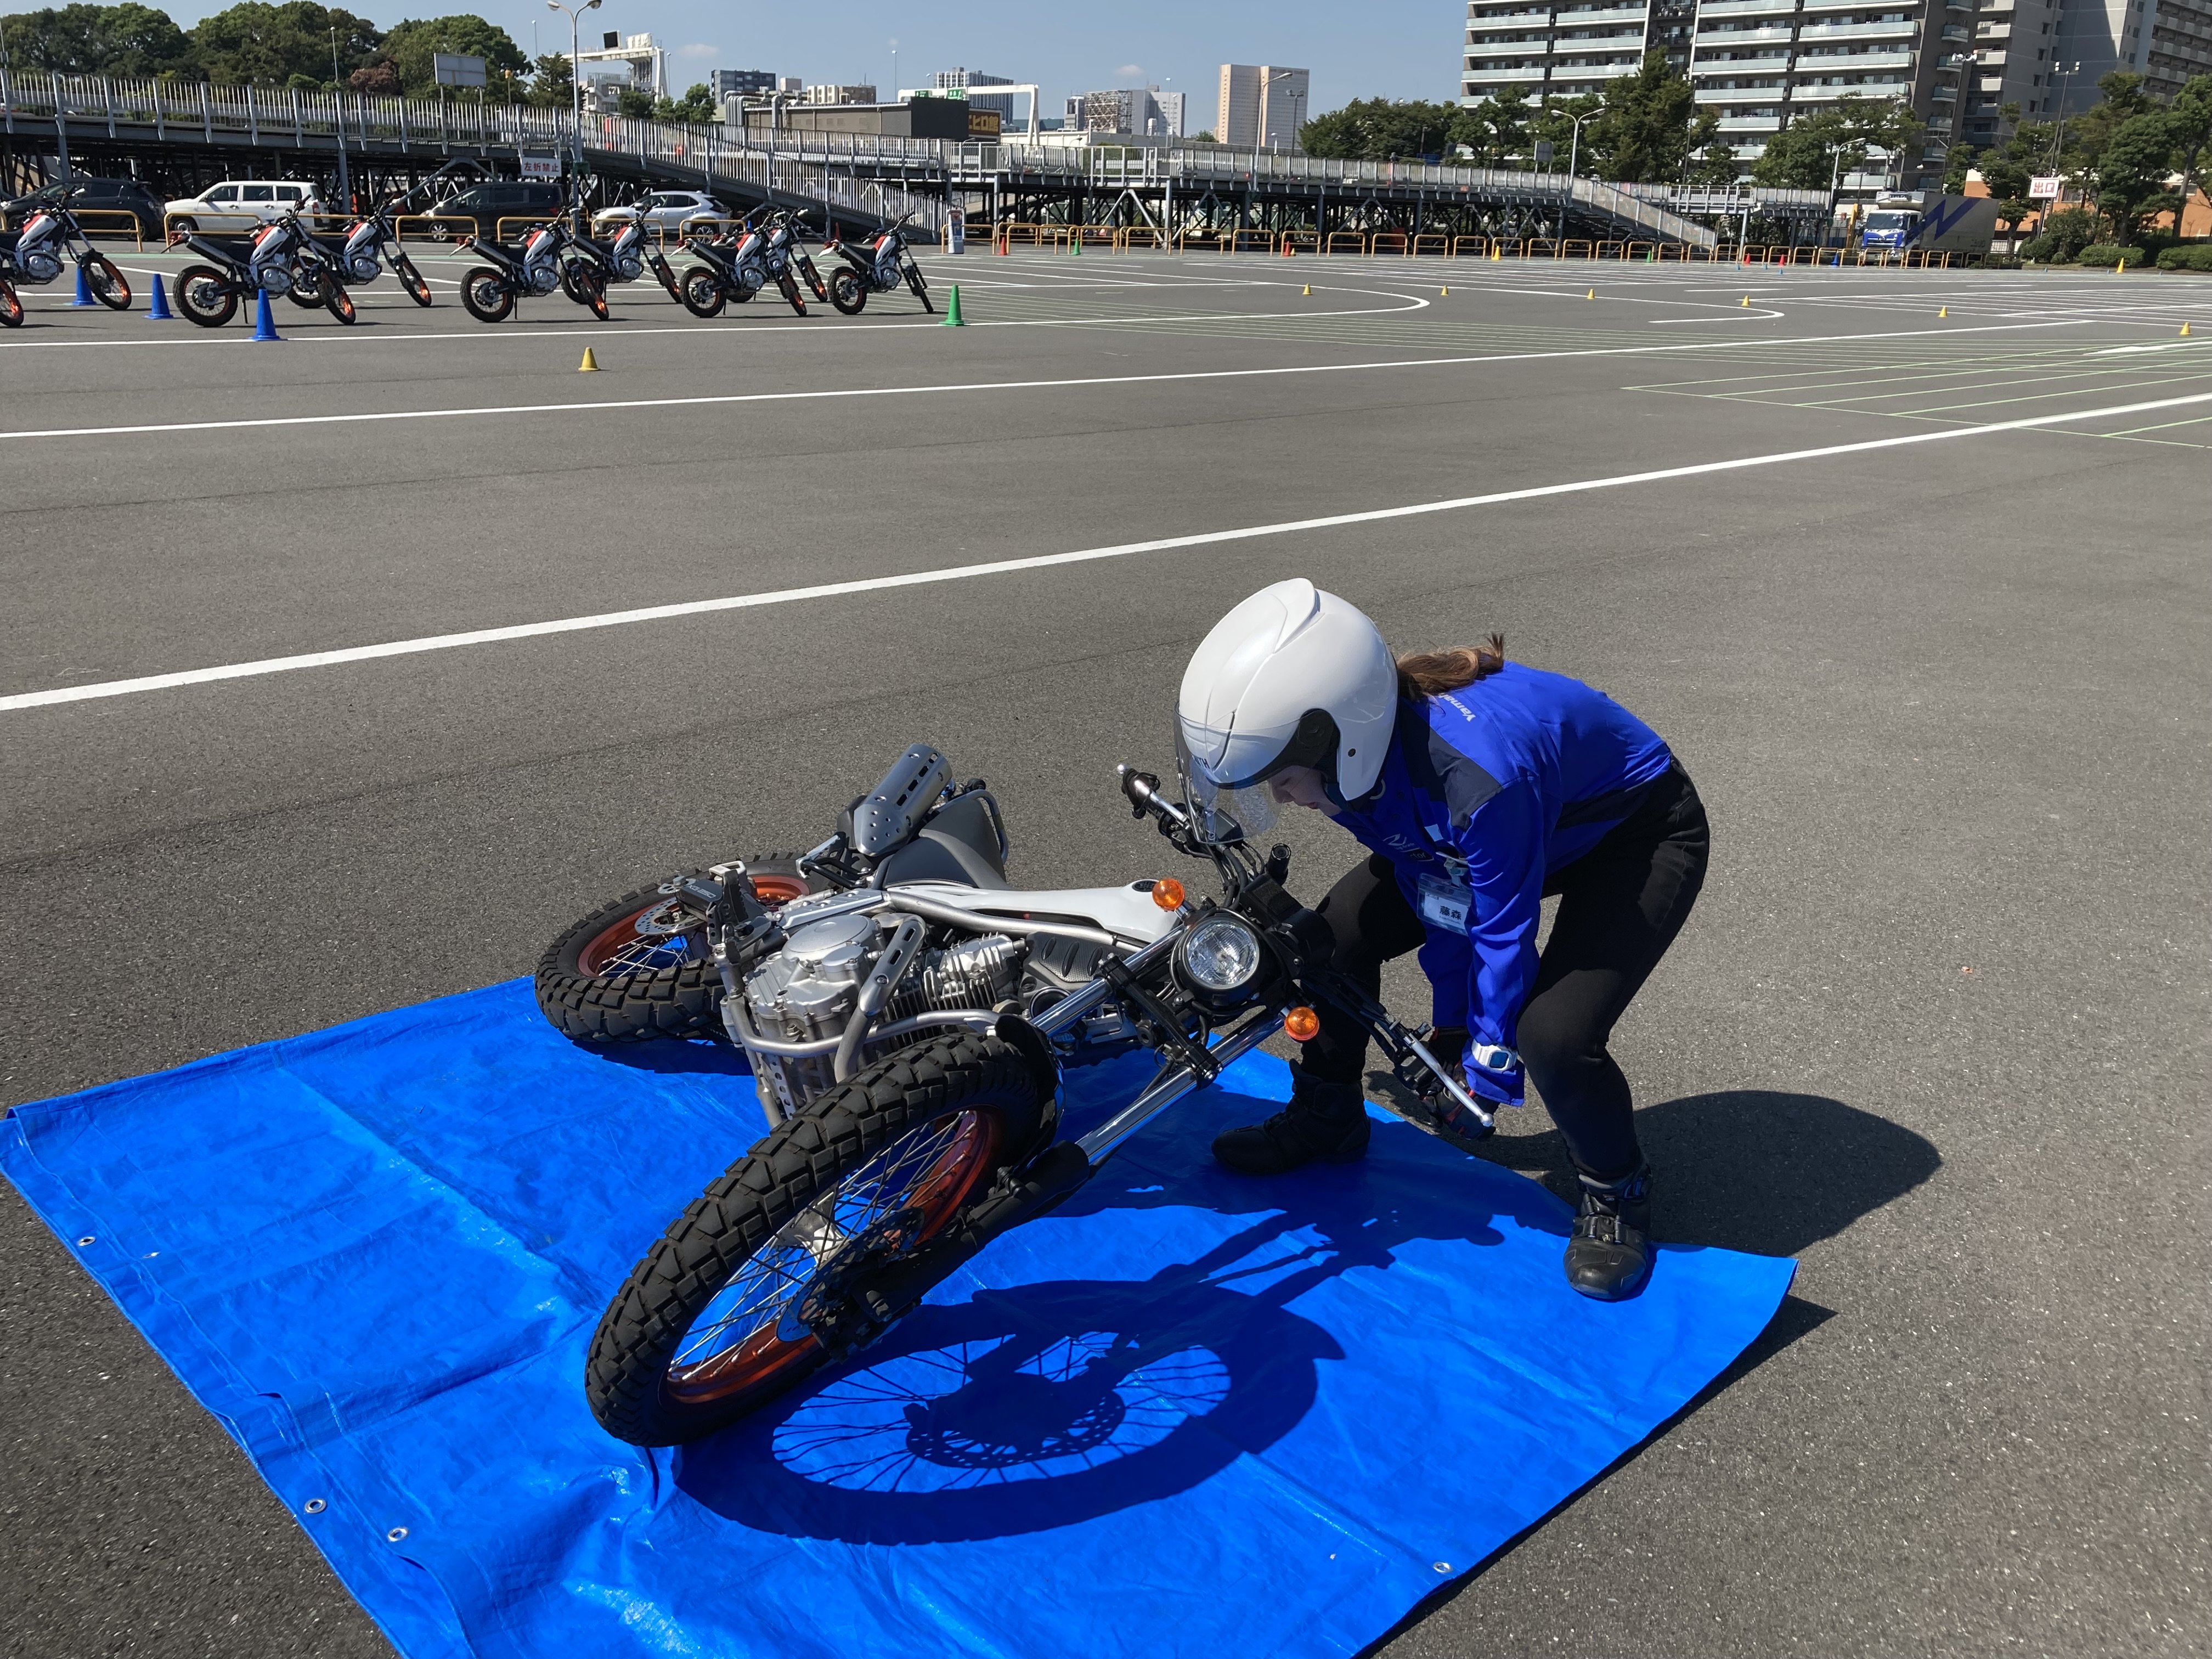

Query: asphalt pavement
[{"left": 3, "top": 251, "right": 2208, "bottom": 1658}]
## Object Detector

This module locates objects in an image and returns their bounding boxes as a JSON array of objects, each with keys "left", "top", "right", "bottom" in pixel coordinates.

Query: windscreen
[
  {"left": 1175, "top": 727, "right": 1277, "bottom": 847},
  {"left": 1865, "top": 212, "right": 1908, "bottom": 230}
]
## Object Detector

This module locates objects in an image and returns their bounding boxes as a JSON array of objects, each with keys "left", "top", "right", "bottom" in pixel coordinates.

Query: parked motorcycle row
[
  {"left": 0, "top": 181, "right": 930, "bottom": 329},
  {"left": 455, "top": 206, "right": 934, "bottom": 324}
]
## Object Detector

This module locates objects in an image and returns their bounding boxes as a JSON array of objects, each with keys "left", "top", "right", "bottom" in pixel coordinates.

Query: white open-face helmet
[{"left": 1176, "top": 578, "right": 1398, "bottom": 842}]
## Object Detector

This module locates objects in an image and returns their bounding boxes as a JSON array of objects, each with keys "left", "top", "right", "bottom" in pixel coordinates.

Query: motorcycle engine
[
  {"left": 20, "top": 249, "right": 63, "bottom": 284},
  {"left": 738, "top": 912, "right": 1026, "bottom": 1115}
]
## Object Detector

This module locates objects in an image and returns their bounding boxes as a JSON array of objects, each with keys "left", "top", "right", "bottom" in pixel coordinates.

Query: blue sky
[{"left": 166, "top": 1, "right": 1464, "bottom": 119}]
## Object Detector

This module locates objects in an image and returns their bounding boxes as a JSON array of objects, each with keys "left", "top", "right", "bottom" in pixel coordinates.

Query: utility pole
[{"left": 329, "top": 26, "right": 352, "bottom": 211}]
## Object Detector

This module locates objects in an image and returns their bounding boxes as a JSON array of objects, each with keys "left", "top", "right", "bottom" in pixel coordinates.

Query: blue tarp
[{"left": 2, "top": 980, "right": 1793, "bottom": 1659}]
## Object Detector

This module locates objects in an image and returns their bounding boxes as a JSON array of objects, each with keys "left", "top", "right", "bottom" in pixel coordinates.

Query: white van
[{"left": 164, "top": 180, "right": 325, "bottom": 230}]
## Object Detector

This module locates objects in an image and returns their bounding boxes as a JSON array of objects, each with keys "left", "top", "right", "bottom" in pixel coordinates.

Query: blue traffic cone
[
  {"left": 73, "top": 264, "right": 97, "bottom": 307},
  {"left": 251, "top": 287, "right": 284, "bottom": 341},
  {"left": 146, "top": 273, "right": 174, "bottom": 320}
]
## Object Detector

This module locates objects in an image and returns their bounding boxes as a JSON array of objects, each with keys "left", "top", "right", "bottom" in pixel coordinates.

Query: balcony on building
[
  {"left": 1795, "top": 45, "right": 1917, "bottom": 66},
  {"left": 1718, "top": 112, "right": 1785, "bottom": 129},
  {"left": 1695, "top": 0, "right": 1801, "bottom": 16},
  {"left": 1798, "top": 19, "right": 1924, "bottom": 41},
  {"left": 1797, "top": 0, "right": 1875, "bottom": 10},
  {"left": 1697, "top": 22, "right": 1799, "bottom": 44},
  {"left": 1466, "top": 64, "right": 1553, "bottom": 79},
  {"left": 1790, "top": 77, "right": 1912, "bottom": 97},
  {"left": 1466, "top": 37, "right": 1556, "bottom": 54},
  {"left": 1553, "top": 2, "right": 1654, "bottom": 22}
]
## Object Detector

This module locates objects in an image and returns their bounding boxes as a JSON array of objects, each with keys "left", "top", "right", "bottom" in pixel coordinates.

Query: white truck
[{"left": 1858, "top": 193, "right": 2001, "bottom": 257}]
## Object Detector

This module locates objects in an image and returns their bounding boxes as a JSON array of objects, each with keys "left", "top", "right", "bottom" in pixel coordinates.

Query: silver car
[{"left": 595, "top": 190, "right": 730, "bottom": 236}]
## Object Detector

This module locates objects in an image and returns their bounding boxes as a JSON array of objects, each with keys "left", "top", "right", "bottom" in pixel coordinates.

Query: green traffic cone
[
  {"left": 943, "top": 284, "right": 965, "bottom": 326},
  {"left": 1070, "top": 229, "right": 1082, "bottom": 257}
]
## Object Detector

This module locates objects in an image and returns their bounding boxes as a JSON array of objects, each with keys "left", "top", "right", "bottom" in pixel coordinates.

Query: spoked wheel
[
  {"left": 679, "top": 267, "right": 725, "bottom": 318},
  {"left": 908, "top": 267, "right": 934, "bottom": 313},
  {"left": 286, "top": 264, "right": 326, "bottom": 309},
  {"left": 459, "top": 267, "right": 513, "bottom": 323},
  {"left": 82, "top": 252, "right": 131, "bottom": 311},
  {"left": 586, "top": 1031, "right": 1049, "bottom": 1446},
  {"left": 576, "top": 267, "right": 610, "bottom": 320},
  {"left": 0, "top": 281, "right": 22, "bottom": 328},
  {"left": 323, "top": 280, "right": 357, "bottom": 325},
  {"left": 392, "top": 255, "right": 434, "bottom": 306},
  {"left": 173, "top": 265, "right": 237, "bottom": 328},
  {"left": 535, "top": 857, "right": 816, "bottom": 1044},
  {"left": 778, "top": 272, "right": 808, "bottom": 315},
  {"left": 798, "top": 256, "right": 828, "bottom": 303},
  {"left": 827, "top": 268, "right": 867, "bottom": 315}
]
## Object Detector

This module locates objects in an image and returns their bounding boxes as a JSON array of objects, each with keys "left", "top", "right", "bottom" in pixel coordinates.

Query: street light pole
[
  {"left": 329, "top": 26, "right": 352, "bottom": 212},
  {"left": 547, "top": 0, "right": 601, "bottom": 216},
  {"left": 1567, "top": 109, "right": 1593, "bottom": 180}
]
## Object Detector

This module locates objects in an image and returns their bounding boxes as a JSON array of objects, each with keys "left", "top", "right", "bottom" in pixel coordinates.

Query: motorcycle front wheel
[
  {"left": 173, "top": 266, "right": 236, "bottom": 328},
  {"left": 778, "top": 272, "right": 808, "bottom": 316},
  {"left": 459, "top": 267, "right": 514, "bottom": 323},
  {"left": 827, "top": 268, "right": 867, "bottom": 315},
  {"left": 0, "top": 281, "right": 21, "bottom": 328},
  {"left": 907, "top": 266, "right": 934, "bottom": 313},
  {"left": 535, "top": 858, "right": 816, "bottom": 1044},
  {"left": 679, "top": 267, "right": 725, "bottom": 318},
  {"left": 392, "top": 253, "right": 434, "bottom": 307},
  {"left": 798, "top": 254, "right": 828, "bottom": 303},
  {"left": 82, "top": 252, "right": 131, "bottom": 311},
  {"left": 586, "top": 1031, "right": 1049, "bottom": 1446},
  {"left": 324, "top": 281, "right": 357, "bottom": 325}
]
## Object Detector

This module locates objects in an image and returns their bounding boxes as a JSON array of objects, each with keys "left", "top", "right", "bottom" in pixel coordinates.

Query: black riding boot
[
  {"left": 1211, "top": 1073, "right": 1370, "bottom": 1175},
  {"left": 1564, "top": 1164, "right": 1654, "bottom": 1301}
]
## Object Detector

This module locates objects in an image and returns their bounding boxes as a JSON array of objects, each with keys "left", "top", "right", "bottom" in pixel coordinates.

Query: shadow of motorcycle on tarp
[{"left": 674, "top": 1102, "right": 1528, "bottom": 1545}]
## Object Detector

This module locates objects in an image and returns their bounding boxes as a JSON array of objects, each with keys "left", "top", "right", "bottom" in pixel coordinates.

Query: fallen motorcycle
[
  {"left": 0, "top": 183, "right": 132, "bottom": 310},
  {"left": 823, "top": 211, "right": 932, "bottom": 315},
  {"left": 560, "top": 743, "right": 1497, "bottom": 1446},
  {"left": 168, "top": 209, "right": 355, "bottom": 326}
]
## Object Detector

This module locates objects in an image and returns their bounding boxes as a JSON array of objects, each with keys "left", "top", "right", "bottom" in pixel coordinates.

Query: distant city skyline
[{"left": 154, "top": 0, "right": 1461, "bottom": 121}]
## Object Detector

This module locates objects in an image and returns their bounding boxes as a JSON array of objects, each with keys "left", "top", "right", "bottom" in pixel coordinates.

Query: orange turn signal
[
  {"left": 1151, "top": 877, "right": 1186, "bottom": 911},
  {"left": 1283, "top": 1006, "right": 1322, "bottom": 1042}
]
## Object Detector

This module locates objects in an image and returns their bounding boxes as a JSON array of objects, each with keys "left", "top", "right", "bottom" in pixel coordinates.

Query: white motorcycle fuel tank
[{"left": 12, "top": 212, "right": 63, "bottom": 281}]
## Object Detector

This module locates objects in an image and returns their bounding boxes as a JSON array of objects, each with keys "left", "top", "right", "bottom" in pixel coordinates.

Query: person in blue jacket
[{"left": 1177, "top": 579, "right": 1709, "bottom": 1300}]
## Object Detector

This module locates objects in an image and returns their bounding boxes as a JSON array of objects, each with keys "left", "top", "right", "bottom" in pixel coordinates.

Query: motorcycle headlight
[{"left": 1178, "top": 913, "right": 1264, "bottom": 995}]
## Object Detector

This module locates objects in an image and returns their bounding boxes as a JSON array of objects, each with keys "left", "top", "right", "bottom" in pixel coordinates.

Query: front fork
[{"left": 645, "top": 246, "right": 681, "bottom": 299}]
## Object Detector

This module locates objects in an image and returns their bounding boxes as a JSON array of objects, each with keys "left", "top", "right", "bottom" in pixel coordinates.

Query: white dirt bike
[{"left": 543, "top": 743, "right": 1498, "bottom": 1446}]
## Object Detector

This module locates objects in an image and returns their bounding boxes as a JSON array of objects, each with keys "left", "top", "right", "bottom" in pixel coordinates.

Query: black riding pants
[{"left": 1293, "top": 762, "right": 1710, "bottom": 1180}]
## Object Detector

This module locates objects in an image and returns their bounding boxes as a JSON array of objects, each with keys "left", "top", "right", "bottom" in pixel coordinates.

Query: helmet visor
[{"left": 1176, "top": 727, "right": 1279, "bottom": 847}]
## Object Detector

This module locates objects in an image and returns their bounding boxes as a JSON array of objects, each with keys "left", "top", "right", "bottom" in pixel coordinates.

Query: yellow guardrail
[
  {"left": 394, "top": 214, "right": 476, "bottom": 244},
  {"left": 69, "top": 207, "right": 152, "bottom": 248},
  {"left": 1410, "top": 233, "right": 1451, "bottom": 257},
  {"left": 1325, "top": 232, "right": 1367, "bottom": 255}
]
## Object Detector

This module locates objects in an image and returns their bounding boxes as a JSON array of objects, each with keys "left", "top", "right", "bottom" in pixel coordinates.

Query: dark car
[
  {"left": 427, "top": 181, "right": 568, "bottom": 241},
  {"left": 5, "top": 176, "right": 166, "bottom": 239}
]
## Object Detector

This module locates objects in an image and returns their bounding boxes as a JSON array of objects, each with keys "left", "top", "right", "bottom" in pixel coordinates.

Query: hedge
[
  {"left": 2154, "top": 244, "right": 2212, "bottom": 271},
  {"left": 2073, "top": 244, "right": 2152, "bottom": 268}
]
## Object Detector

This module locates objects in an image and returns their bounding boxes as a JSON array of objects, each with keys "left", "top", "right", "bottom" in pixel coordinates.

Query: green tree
[
  {"left": 1458, "top": 88, "right": 1534, "bottom": 165},
  {"left": 525, "top": 49, "right": 571, "bottom": 108},
  {"left": 376, "top": 14, "right": 528, "bottom": 100},
  {"left": 1299, "top": 97, "right": 1462, "bottom": 161},
  {"left": 2088, "top": 109, "right": 2177, "bottom": 241},
  {"left": 653, "top": 81, "right": 716, "bottom": 123},
  {"left": 2165, "top": 75, "right": 2212, "bottom": 238},
  {"left": 613, "top": 84, "right": 654, "bottom": 119},
  {"left": 1752, "top": 95, "right": 1920, "bottom": 189},
  {"left": 190, "top": 2, "right": 381, "bottom": 87},
  {"left": 0, "top": 3, "right": 198, "bottom": 75},
  {"left": 1583, "top": 53, "right": 1700, "bottom": 183}
]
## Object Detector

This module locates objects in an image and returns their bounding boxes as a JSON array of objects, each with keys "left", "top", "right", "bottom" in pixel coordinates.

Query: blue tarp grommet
[
  {"left": 386, "top": 1527, "right": 409, "bottom": 1543},
  {"left": 303, "top": 1499, "right": 327, "bottom": 1515},
  {"left": 1432, "top": 1562, "right": 1450, "bottom": 1573},
  {"left": 76, "top": 1235, "right": 95, "bottom": 1246}
]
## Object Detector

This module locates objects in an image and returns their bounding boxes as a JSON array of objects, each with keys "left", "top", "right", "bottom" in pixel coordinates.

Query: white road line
[
  {"left": 0, "top": 319, "right": 2090, "bottom": 443},
  {"left": 9, "top": 383, "right": 2207, "bottom": 714}
]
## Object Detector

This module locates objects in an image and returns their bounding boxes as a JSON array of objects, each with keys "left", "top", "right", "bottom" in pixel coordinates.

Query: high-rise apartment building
[
  {"left": 1061, "top": 87, "right": 1182, "bottom": 136},
  {"left": 1216, "top": 64, "right": 1312, "bottom": 146},
  {"left": 2056, "top": 0, "right": 2212, "bottom": 99},
  {"left": 710, "top": 69, "right": 775, "bottom": 100},
  {"left": 1157, "top": 89, "right": 1188, "bottom": 136}
]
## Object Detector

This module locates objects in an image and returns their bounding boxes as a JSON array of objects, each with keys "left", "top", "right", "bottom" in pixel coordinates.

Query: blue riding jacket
[{"left": 1331, "top": 665, "right": 1674, "bottom": 1103}]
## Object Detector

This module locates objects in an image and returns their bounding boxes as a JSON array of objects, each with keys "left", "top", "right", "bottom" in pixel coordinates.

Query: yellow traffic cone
[
  {"left": 1440, "top": 285, "right": 1448, "bottom": 296},
  {"left": 578, "top": 347, "right": 600, "bottom": 372},
  {"left": 1938, "top": 306, "right": 1948, "bottom": 318},
  {"left": 1740, "top": 295, "right": 1750, "bottom": 307},
  {"left": 1586, "top": 287, "right": 1595, "bottom": 300},
  {"left": 2115, "top": 258, "right": 2125, "bottom": 274},
  {"left": 2183, "top": 321, "right": 2194, "bottom": 337},
  {"left": 1302, "top": 284, "right": 1311, "bottom": 295}
]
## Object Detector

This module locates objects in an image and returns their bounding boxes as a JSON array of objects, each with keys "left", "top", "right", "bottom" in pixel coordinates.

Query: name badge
[{"left": 1416, "top": 870, "right": 1471, "bottom": 930}]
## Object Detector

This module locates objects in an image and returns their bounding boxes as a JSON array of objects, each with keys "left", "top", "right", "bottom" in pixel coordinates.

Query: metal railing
[{"left": 0, "top": 70, "right": 947, "bottom": 232}]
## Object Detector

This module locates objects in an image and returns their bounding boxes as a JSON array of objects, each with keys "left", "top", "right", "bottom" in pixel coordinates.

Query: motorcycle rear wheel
[
  {"left": 679, "top": 267, "right": 725, "bottom": 318},
  {"left": 535, "top": 857, "right": 816, "bottom": 1045},
  {"left": 83, "top": 252, "right": 131, "bottom": 311},
  {"left": 827, "top": 268, "right": 867, "bottom": 315},
  {"left": 173, "top": 266, "right": 236, "bottom": 328},
  {"left": 586, "top": 1031, "right": 1048, "bottom": 1446},
  {"left": 459, "top": 267, "right": 513, "bottom": 323}
]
